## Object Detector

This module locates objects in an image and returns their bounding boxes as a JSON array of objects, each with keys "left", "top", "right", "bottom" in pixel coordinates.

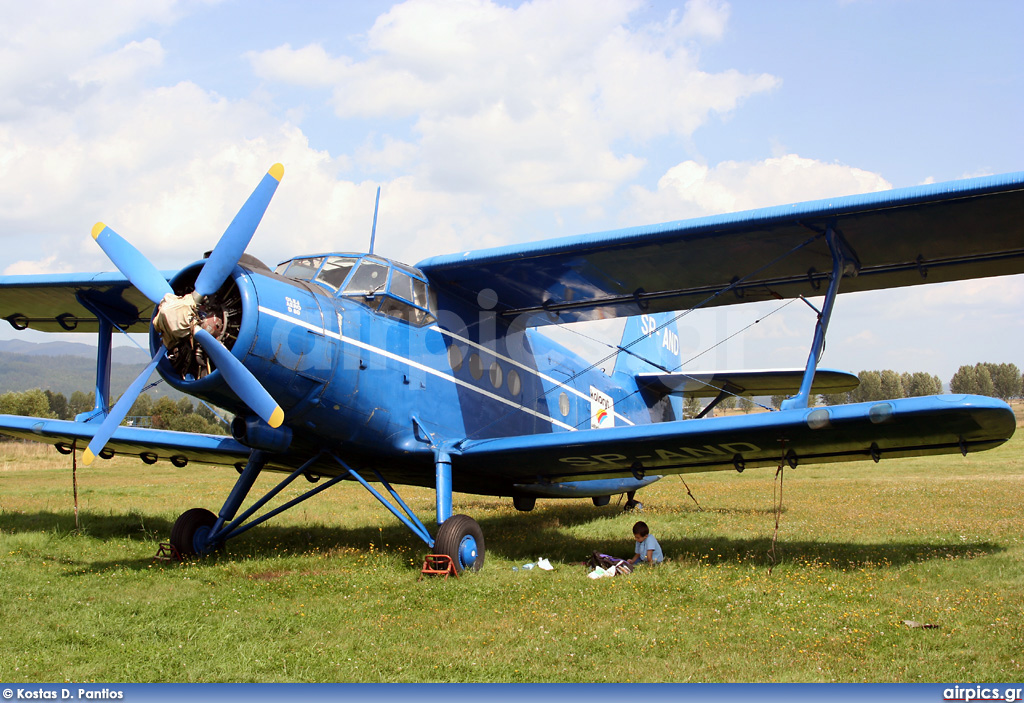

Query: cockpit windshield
[{"left": 275, "top": 253, "right": 435, "bottom": 326}]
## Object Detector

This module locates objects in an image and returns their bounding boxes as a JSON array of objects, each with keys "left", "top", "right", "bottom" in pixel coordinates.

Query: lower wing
[
  {"left": 0, "top": 414, "right": 250, "bottom": 469},
  {"left": 451, "top": 394, "right": 1015, "bottom": 482}
]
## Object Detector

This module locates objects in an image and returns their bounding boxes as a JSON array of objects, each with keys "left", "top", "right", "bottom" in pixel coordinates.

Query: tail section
[
  {"left": 613, "top": 312, "right": 684, "bottom": 421},
  {"left": 613, "top": 312, "right": 683, "bottom": 376}
]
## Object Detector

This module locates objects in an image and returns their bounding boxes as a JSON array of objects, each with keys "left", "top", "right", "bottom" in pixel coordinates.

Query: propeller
[
  {"left": 83, "top": 350, "right": 163, "bottom": 466},
  {"left": 82, "top": 164, "right": 286, "bottom": 466}
]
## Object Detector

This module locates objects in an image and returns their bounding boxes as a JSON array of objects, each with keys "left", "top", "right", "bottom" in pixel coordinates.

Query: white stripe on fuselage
[
  {"left": 429, "top": 326, "right": 635, "bottom": 427},
  {"left": 257, "top": 305, "right": 576, "bottom": 432}
]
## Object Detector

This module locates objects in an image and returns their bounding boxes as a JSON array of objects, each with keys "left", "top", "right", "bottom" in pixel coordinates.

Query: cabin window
[
  {"left": 489, "top": 361, "right": 503, "bottom": 389},
  {"left": 507, "top": 368, "right": 521, "bottom": 396},
  {"left": 316, "top": 256, "right": 358, "bottom": 291},
  {"left": 448, "top": 344, "right": 464, "bottom": 372},
  {"left": 468, "top": 354, "right": 483, "bottom": 380},
  {"left": 558, "top": 392, "right": 570, "bottom": 416}
]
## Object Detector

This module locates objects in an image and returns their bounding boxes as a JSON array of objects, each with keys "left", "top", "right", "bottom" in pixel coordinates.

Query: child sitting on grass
[{"left": 626, "top": 521, "right": 663, "bottom": 567}]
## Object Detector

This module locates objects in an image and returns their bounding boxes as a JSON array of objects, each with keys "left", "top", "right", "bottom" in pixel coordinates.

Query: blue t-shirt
[{"left": 634, "top": 534, "right": 663, "bottom": 563}]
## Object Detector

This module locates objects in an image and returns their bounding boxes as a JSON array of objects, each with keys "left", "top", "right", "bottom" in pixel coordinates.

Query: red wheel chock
[
  {"left": 420, "top": 554, "right": 459, "bottom": 579},
  {"left": 154, "top": 542, "right": 183, "bottom": 562}
]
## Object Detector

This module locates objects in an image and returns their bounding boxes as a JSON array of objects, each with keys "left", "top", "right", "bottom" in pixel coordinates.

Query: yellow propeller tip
[
  {"left": 268, "top": 163, "right": 284, "bottom": 182},
  {"left": 268, "top": 407, "right": 285, "bottom": 428},
  {"left": 91, "top": 222, "right": 106, "bottom": 240},
  {"left": 82, "top": 449, "right": 96, "bottom": 466}
]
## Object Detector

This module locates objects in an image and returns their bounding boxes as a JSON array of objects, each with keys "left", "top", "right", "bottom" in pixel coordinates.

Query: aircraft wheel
[
  {"left": 170, "top": 508, "right": 218, "bottom": 557},
  {"left": 435, "top": 514, "right": 485, "bottom": 572},
  {"left": 592, "top": 495, "right": 610, "bottom": 507}
]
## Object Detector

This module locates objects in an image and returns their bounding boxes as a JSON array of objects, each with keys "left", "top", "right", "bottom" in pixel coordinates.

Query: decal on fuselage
[
  {"left": 558, "top": 441, "right": 761, "bottom": 467},
  {"left": 590, "top": 386, "right": 614, "bottom": 429},
  {"left": 286, "top": 296, "right": 302, "bottom": 316},
  {"left": 639, "top": 313, "right": 680, "bottom": 356}
]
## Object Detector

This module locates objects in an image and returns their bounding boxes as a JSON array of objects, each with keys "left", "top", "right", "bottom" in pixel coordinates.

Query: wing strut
[{"left": 781, "top": 225, "right": 858, "bottom": 410}]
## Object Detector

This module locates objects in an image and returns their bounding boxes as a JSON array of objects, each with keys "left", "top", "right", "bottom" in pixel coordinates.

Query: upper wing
[
  {"left": 637, "top": 368, "right": 859, "bottom": 398},
  {"left": 0, "top": 271, "right": 167, "bottom": 333},
  {"left": 449, "top": 394, "right": 1015, "bottom": 484},
  {"left": 417, "top": 172, "right": 1024, "bottom": 323}
]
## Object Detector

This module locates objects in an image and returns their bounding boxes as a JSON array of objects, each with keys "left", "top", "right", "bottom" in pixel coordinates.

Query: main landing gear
[{"left": 167, "top": 446, "right": 487, "bottom": 573}]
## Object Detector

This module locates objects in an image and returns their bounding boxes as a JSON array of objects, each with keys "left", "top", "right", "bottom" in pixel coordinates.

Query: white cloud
[
  {"left": 248, "top": 0, "right": 778, "bottom": 209},
  {"left": 626, "top": 154, "right": 893, "bottom": 222}
]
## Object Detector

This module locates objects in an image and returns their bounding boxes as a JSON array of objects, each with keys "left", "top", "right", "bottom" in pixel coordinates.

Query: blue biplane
[{"left": 0, "top": 166, "right": 1021, "bottom": 571}]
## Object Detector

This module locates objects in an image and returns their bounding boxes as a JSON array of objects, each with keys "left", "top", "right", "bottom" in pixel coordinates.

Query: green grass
[{"left": 1, "top": 432, "right": 1022, "bottom": 683}]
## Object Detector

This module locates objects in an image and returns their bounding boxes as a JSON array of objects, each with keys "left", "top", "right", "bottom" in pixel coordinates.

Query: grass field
[{"left": 1, "top": 423, "right": 1022, "bottom": 683}]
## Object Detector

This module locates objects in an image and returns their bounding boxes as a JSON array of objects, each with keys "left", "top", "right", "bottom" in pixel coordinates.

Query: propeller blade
[
  {"left": 194, "top": 327, "right": 284, "bottom": 428},
  {"left": 82, "top": 350, "right": 164, "bottom": 466},
  {"left": 92, "top": 223, "right": 174, "bottom": 304},
  {"left": 193, "top": 164, "right": 284, "bottom": 299}
]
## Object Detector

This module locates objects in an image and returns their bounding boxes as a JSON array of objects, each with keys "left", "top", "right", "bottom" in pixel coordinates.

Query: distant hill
[
  {"left": 0, "top": 340, "right": 182, "bottom": 399},
  {"left": 0, "top": 339, "right": 151, "bottom": 363}
]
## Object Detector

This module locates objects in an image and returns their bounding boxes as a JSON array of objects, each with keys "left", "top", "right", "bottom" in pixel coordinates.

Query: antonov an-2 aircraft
[{"left": 0, "top": 165, "right": 1021, "bottom": 572}]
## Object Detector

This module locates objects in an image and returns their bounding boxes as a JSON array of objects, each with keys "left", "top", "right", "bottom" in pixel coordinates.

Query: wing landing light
[{"left": 83, "top": 165, "right": 286, "bottom": 465}]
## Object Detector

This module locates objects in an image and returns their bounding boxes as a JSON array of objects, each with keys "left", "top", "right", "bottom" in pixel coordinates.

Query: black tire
[
  {"left": 592, "top": 495, "right": 610, "bottom": 507},
  {"left": 170, "top": 508, "right": 218, "bottom": 557},
  {"left": 435, "top": 514, "right": 485, "bottom": 572}
]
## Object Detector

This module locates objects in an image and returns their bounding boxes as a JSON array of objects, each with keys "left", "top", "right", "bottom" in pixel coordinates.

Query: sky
[{"left": 0, "top": 0, "right": 1021, "bottom": 383}]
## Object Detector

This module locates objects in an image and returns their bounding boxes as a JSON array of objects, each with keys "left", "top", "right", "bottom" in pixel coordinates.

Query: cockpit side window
[
  {"left": 315, "top": 256, "right": 358, "bottom": 291},
  {"left": 283, "top": 257, "right": 324, "bottom": 281}
]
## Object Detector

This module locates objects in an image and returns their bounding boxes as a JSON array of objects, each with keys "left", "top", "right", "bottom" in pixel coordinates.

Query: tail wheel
[
  {"left": 170, "top": 508, "right": 218, "bottom": 556},
  {"left": 435, "top": 514, "right": 485, "bottom": 572}
]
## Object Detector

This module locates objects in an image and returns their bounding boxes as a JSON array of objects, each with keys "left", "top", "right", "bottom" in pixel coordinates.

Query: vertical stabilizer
[{"left": 613, "top": 312, "right": 684, "bottom": 421}]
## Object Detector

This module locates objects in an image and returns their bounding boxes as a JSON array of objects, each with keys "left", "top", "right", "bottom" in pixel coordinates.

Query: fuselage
[{"left": 152, "top": 252, "right": 663, "bottom": 496}]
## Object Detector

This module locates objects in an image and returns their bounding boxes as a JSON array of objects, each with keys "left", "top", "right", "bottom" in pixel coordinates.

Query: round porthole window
[
  {"left": 468, "top": 353, "right": 483, "bottom": 380},
  {"left": 507, "top": 369, "right": 521, "bottom": 396},
  {"left": 489, "top": 361, "right": 503, "bottom": 389},
  {"left": 448, "top": 344, "right": 464, "bottom": 372},
  {"left": 559, "top": 392, "right": 570, "bottom": 416}
]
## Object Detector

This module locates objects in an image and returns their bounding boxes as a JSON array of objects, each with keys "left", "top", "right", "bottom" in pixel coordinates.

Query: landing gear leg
[
  {"left": 623, "top": 490, "right": 643, "bottom": 512},
  {"left": 434, "top": 448, "right": 485, "bottom": 572},
  {"left": 169, "top": 450, "right": 268, "bottom": 556}
]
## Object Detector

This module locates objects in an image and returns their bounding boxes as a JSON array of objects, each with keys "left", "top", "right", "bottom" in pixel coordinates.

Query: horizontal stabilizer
[{"left": 636, "top": 368, "right": 860, "bottom": 398}]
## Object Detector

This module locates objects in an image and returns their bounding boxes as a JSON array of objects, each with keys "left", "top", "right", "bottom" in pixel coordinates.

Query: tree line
[
  {"left": 811, "top": 362, "right": 1022, "bottom": 407},
  {"left": 0, "top": 389, "right": 229, "bottom": 435}
]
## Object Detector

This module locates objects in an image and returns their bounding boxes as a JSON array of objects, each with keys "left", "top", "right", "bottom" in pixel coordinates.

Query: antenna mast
[{"left": 369, "top": 186, "right": 381, "bottom": 254}]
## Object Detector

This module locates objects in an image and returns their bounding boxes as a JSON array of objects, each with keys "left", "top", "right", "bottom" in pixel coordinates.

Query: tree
[
  {"left": 849, "top": 371, "right": 882, "bottom": 403},
  {"left": 683, "top": 396, "right": 701, "bottom": 418},
  {"left": 950, "top": 365, "right": 978, "bottom": 394},
  {"left": 0, "top": 390, "right": 55, "bottom": 418},
  {"left": 769, "top": 394, "right": 787, "bottom": 410},
  {"left": 983, "top": 363, "right": 1022, "bottom": 400},
  {"left": 879, "top": 369, "right": 905, "bottom": 399},
  {"left": 68, "top": 390, "right": 95, "bottom": 418},
  {"left": 820, "top": 391, "right": 850, "bottom": 406},
  {"left": 738, "top": 396, "right": 754, "bottom": 414},
  {"left": 128, "top": 393, "right": 154, "bottom": 418},
  {"left": 45, "top": 390, "right": 70, "bottom": 420}
]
